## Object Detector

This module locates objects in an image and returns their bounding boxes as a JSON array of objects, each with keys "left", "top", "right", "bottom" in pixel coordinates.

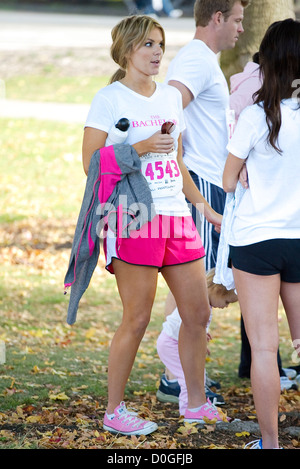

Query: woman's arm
[
  {"left": 82, "top": 126, "right": 175, "bottom": 175},
  {"left": 177, "top": 135, "right": 222, "bottom": 232},
  {"left": 223, "top": 153, "right": 247, "bottom": 193},
  {"left": 82, "top": 127, "right": 107, "bottom": 175}
]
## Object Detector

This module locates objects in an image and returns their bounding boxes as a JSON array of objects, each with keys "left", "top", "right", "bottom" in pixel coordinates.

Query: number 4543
[{"left": 144, "top": 160, "right": 180, "bottom": 180}]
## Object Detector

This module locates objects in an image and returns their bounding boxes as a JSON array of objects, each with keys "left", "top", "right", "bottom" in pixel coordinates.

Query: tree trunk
[{"left": 221, "top": 0, "right": 295, "bottom": 80}]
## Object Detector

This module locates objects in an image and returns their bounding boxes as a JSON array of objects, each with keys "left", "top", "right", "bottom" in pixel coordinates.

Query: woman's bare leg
[
  {"left": 280, "top": 281, "right": 300, "bottom": 362},
  {"left": 233, "top": 267, "right": 281, "bottom": 449},
  {"left": 162, "top": 259, "right": 210, "bottom": 408},
  {"left": 106, "top": 259, "right": 158, "bottom": 414}
]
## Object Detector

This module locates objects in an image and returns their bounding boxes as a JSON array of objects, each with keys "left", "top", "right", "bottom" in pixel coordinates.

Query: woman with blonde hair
[{"left": 81, "top": 15, "right": 223, "bottom": 436}]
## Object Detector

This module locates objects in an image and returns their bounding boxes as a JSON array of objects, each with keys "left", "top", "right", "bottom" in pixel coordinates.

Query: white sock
[
  {"left": 166, "top": 377, "right": 178, "bottom": 383},
  {"left": 187, "top": 404, "right": 205, "bottom": 413}
]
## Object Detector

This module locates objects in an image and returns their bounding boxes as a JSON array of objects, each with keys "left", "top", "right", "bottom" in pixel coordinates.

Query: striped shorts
[{"left": 188, "top": 170, "right": 226, "bottom": 271}]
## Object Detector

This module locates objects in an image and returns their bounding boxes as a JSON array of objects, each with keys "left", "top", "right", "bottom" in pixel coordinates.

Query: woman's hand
[
  {"left": 239, "top": 163, "right": 249, "bottom": 189},
  {"left": 133, "top": 131, "right": 174, "bottom": 156},
  {"left": 204, "top": 207, "right": 222, "bottom": 233}
]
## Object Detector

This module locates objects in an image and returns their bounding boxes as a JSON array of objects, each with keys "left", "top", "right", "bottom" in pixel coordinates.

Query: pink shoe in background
[{"left": 184, "top": 399, "right": 229, "bottom": 424}]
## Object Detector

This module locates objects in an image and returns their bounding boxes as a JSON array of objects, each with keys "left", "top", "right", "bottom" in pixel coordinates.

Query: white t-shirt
[
  {"left": 162, "top": 306, "right": 212, "bottom": 341},
  {"left": 165, "top": 39, "right": 231, "bottom": 188},
  {"left": 85, "top": 81, "right": 190, "bottom": 216},
  {"left": 162, "top": 307, "right": 182, "bottom": 340},
  {"left": 227, "top": 99, "right": 300, "bottom": 246}
]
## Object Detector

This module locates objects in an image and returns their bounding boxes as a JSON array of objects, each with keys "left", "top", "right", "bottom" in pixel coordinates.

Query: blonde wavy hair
[
  {"left": 206, "top": 268, "right": 237, "bottom": 301},
  {"left": 109, "top": 15, "right": 165, "bottom": 84}
]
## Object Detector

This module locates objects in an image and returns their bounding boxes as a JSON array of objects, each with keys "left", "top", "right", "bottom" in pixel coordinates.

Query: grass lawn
[{"left": 5, "top": 76, "right": 109, "bottom": 104}]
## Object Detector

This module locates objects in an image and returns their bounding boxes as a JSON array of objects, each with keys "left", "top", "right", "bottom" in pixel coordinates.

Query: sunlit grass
[
  {"left": 5, "top": 76, "right": 109, "bottom": 104},
  {"left": 0, "top": 118, "right": 85, "bottom": 221}
]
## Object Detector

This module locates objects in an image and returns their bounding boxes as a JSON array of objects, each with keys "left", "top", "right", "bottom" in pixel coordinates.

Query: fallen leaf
[
  {"left": 235, "top": 431, "right": 250, "bottom": 437},
  {"left": 177, "top": 422, "right": 198, "bottom": 436},
  {"left": 49, "top": 392, "right": 69, "bottom": 401}
]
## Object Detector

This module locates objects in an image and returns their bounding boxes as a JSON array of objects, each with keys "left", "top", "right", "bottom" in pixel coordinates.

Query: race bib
[
  {"left": 140, "top": 151, "right": 183, "bottom": 198},
  {"left": 226, "top": 109, "right": 236, "bottom": 140}
]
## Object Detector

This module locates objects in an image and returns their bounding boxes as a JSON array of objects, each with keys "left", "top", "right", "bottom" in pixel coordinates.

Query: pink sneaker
[
  {"left": 103, "top": 401, "right": 158, "bottom": 436},
  {"left": 184, "top": 399, "right": 229, "bottom": 424}
]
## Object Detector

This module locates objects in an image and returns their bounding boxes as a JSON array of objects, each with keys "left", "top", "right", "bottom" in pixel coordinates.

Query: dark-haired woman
[{"left": 223, "top": 18, "right": 300, "bottom": 449}]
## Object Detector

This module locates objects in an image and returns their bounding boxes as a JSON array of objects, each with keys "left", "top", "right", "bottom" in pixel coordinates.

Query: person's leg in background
[
  {"left": 233, "top": 268, "right": 281, "bottom": 449},
  {"left": 156, "top": 330, "right": 188, "bottom": 415},
  {"left": 162, "top": 259, "right": 210, "bottom": 409},
  {"left": 157, "top": 172, "right": 226, "bottom": 403}
]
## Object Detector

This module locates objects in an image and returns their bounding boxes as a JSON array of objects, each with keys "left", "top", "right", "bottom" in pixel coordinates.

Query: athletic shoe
[
  {"left": 184, "top": 399, "right": 228, "bottom": 424},
  {"left": 282, "top": 367, "right": 297, "bottom": 379},
  {"left": 244, "top": 439, "right": 263, "bottom": 449},
  {"left": 287, "top": 365, "right": 300, "bottom": 374},
  {"left": 205, "top": 373, "right": 221, "bottom": 390},
  {"left": 244, "top": 439, "right": 282, "bottom": 449},
  {"left": 280, "top": 376, "right": 298, "bottom": 391},
  {"left": 156, "top": 374, "right": 180, "bottom": 404},
  {"left": 156, "top": 374, "right": 225, "bottom": 405},
  {"left": 286, "top": 366, "right": 300, "bottom": 386},
  {"left": 103, "top": 401, "right": 158, "bottom": 436},
  {"left": 205, "top": 384, "right": 225, "bottom": 405}
]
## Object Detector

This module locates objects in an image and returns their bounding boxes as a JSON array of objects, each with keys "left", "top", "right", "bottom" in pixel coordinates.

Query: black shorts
[{"left": 229, "top": 239, "right": 300, "bottom": 283}]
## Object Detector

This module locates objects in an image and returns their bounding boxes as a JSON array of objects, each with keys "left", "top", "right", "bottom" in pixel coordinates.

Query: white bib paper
[{"left": 141, "top": 151, "right": 183, "bottom": 198}]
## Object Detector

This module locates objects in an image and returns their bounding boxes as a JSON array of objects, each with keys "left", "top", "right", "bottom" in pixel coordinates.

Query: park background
[{"left": 0, "top": 0, "right": 299, "bottom": 450}]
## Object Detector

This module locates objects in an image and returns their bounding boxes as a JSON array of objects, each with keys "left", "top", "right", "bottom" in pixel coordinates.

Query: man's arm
[{"left": 168, "top": 80, "right": 194, "bottom": 109}]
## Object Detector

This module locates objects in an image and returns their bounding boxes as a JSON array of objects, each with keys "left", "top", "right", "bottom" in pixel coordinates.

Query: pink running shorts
[{"left": 104, "top": 214, "right": 205, "bottom": 274}]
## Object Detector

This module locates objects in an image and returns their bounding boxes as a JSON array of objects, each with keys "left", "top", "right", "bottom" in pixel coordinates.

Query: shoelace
[
  {"left": 117, "top": 412, "right": 145, "bottom": 429},
  {"left": 203, "top": 402, "right": 229, "bottom": 421},
  {"left": 244, "top": 439, "right": 282, "bottom": 450},
  {"left": 202, "top": 403, "right": 219, "bottom": 416},
  {"left": 244, "top": 439, "right": 262, "bottom": 449}
]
